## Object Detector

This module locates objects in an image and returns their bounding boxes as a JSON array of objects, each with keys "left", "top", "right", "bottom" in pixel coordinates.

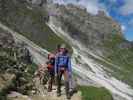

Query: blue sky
[{"left": 54, "top": 0, "right": 133, "bottom": 41}]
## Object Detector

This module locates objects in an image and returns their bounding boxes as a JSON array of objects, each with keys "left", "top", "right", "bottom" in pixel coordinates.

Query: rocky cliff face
[
  {"left": 0, "top": 0, "right": 71, "bottom": 52},
  {"left": 47, "top": 3, "right": 125, "bottom": 55}
]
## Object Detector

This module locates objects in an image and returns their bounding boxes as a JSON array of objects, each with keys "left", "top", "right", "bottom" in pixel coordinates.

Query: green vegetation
[
  {"left": 27, "top": 63, "right": 37, "bottom": 75},
  {"left": 0, "top": 32, "right": 38, "bottom": 96},
  {"left": 79, "top": 86, "right": 113, "bottom": 100},
  {"left": 103, "top": 33, "right": 133, "bottom": 87}
]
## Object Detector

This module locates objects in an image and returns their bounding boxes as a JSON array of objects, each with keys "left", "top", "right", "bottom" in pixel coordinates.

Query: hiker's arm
[
  {"left": 68, "top": 57, "right": 72, "bottom": 74},
  {"left": 54, "top": 56, "right": 58, "bottom": 75}
]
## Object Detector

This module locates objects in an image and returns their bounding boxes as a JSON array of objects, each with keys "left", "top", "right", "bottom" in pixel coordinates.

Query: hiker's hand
[{"left": 69, "top": 72, "right": 72, "bottom": 77}]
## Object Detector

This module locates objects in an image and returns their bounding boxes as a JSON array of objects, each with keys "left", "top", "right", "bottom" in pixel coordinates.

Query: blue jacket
[{"left": 55, "top": 53, "right": 72, "bottom": 75}]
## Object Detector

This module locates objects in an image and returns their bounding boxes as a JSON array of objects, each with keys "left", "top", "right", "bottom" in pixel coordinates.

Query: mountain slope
[
  {"left": 0, "top": 23, "right": 113, "bottom": 100},
  {"left": 0, "top": 0, "right": 133, "bottom": 100},
  {"left": 46, "top": 3, "right": 133, "bottom": 100},
  {"left": 47, "top": 1, "right": 133, "bottom": 87},
  {"left": 0, "top": 0, "right": 71, "bottom": 52},
  {"left": 47, "top": 19, "right": 133, "bottom": 100}
]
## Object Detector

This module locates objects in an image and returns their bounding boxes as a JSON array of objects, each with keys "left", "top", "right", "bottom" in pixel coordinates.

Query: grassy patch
[
  {"left": 103, "top": 33, "right": 133, "bottom": 87},
  {"left": 79, "top": 86, "right": 113, "bottom": 100}
]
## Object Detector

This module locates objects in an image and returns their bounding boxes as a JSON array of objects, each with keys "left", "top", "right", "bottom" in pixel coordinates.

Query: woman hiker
[{"left": 46, "top": 53, "right": 55, "bottom": 92}]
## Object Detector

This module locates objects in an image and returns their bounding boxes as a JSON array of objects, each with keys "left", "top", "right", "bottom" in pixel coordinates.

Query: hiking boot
[
  {"left": 57, "top": 86, "right": 61, "bottom": 97},
  {"left": 47, "top": 83, "right": 52, "bottom": 92},
  {"left": 57, "top": 92, "right": 61, "bottom": 97},
  {"left": 66, "top": 93, "right": 71, "bottom": 100},
  {"left": 65, "top": 81, "right": 71, "bottom": 99}
]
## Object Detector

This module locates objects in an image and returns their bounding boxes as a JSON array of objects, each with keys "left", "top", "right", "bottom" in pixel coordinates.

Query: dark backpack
[
  {"left": 47, "top": 54, "right": 55, "bottom": 65},
  {"left": 49, "top": 58, "right": 55, "bottom": 65}
]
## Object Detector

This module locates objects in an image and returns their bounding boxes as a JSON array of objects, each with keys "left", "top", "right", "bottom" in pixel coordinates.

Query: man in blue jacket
[{"left": 55, "top": 44, "right": 72, "bottom": 99}]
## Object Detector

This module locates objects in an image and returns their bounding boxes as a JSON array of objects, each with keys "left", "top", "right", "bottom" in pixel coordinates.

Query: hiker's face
[{"left": 60, "top": 48, "right": 65, "bottom": 53}]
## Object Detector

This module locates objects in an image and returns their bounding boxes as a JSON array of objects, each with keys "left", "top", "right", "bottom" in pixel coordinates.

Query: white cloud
[
  {"left": 119, "top": 0, "right": 133, "bottom": 15},
  {"left": 121, "top": 25, "right": 126, "bottom": 32},
  {"left": 77, "top": 0, "right": 100, "bottom": 15}
]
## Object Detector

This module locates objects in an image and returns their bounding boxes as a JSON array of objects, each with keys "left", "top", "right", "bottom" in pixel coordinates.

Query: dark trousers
[
  {"left": 57, "top": 68, "right": 70, "bottom": 96},
  {"left": 48, "top": 69, "right": 54, "bottom": 91}
]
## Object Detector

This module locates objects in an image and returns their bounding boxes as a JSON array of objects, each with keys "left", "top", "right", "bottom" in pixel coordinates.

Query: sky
[{"left": 53, "top": 0, "right": 133, "bottom": 41}]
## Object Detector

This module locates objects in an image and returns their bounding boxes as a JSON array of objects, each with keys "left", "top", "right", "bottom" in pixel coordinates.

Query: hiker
[
  {"left": 46, "top": 53, "right": 55, "bottom": 92},
  {"left": 55, "top": 44, "right": 72, "bottom": 99}
]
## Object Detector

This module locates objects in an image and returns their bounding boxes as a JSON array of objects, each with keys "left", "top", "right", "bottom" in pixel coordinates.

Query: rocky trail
[
  {"left": 7, "top": 88, "right": 81, "bottom": 100},
  {"left": 32, "top": 74, "right": 81, "bottom": 100},
  {"left": 7, "top": 76, "right": 81, "bottom": 100},
  {"left": 39, "top": 88, "right": 81, "bottom": 100}
]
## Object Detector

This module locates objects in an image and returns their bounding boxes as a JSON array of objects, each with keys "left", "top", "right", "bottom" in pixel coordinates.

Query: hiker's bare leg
[
  {"left": 48, "top": 70, "right": 54, "bottom": 92},
  {"left": 48, "top": 75, "right": 54, "bottom": 92}
]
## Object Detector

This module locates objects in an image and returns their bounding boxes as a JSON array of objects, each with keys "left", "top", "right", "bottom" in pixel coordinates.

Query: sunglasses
[{"left": 59, "top": 48, "right": 66, "bottom": 51}]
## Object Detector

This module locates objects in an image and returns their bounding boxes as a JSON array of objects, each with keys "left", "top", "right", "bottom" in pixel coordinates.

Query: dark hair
[
  {"left": 57, "top": 44, "right": 61, "bottom": 49},
  {"left": 56, "top": 44, "right": 61, "bottom": 52},
  {"left": 65, "top": 49, "right": 68, "bottom": 54}
]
